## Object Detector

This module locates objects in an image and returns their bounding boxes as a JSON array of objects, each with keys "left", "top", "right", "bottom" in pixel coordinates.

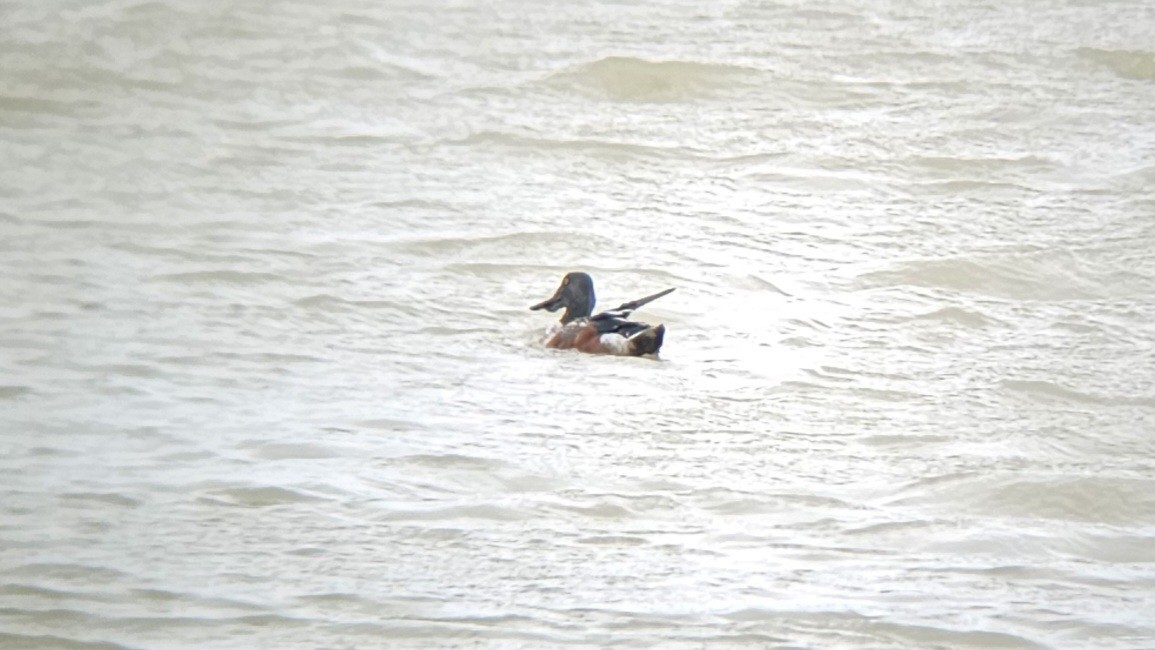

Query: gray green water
[{"left": 2, "top": 0, "right": 1154, "bottom": 648}]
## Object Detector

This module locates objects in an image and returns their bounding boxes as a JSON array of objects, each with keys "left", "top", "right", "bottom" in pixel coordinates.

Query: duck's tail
[{"left": 628, "top": 324, "right": 666, "bottom": 356}]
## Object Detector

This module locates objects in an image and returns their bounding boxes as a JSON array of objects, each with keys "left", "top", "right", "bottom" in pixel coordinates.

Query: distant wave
[
  {"left": 200, "top": 485, "right": 324, "bottom": 508},
  {"left": 367, "top": 230, "right": 621, "bottom": 266},
  {"left": 546, "top": 55, "right": 756, "bottom": 102},
  {"left": 856, "top": 255, "right": 1097, "bottom": 301},
  {"left": 0, "top": 94, "right": 99, "bottom": 117},
  {"left": 912, "top": 306, "right": 993, "bottom": 328},
  {"left": 1001, "top": 379, "right": 1155, "bottom": 408},
  {"left": 445, "top": 129, "right": 701, "bottom": 161},
  {"left": 150, "top": 270, "right": 284, "bottom": 285},
  {"left": 0, "top": 631, "right": 137, "bottom": 650},
  {"left": 294, "top": 293, "right": 399, "bottom": 312},
  {"left": 0, "top": 385, "right": 32, "bottom": 399},
  {"left": 1001, "top": 379, "right": 1105, "bottom": 405},
  {"left": 1077, "top": 47, "right": 1155, "bottom": 81}
]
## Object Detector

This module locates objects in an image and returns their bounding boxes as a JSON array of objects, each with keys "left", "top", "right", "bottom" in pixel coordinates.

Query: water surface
[{"left": 2, "top": 0, "right": 1154, "bottom": 648}]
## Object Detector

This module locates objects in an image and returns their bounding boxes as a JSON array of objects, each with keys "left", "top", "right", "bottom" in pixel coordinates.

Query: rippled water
[{"left": 3, "top": 0, "right": 1155, "bottom": 648}]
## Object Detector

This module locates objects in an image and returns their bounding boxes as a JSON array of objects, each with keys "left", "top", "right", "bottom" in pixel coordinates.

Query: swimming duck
[{"left": 530, "top": 272, "right": 674, "bottom": 356}]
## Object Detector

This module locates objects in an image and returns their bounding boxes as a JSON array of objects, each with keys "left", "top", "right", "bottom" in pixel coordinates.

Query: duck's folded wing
[{"left": 591, "top": 314, "right": 652, "bottom": 338}]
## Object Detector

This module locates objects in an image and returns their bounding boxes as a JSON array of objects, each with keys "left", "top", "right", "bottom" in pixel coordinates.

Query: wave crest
[
  {"left": 549, "top": 56, "right": 753, "bottom": 102},
  {"left": 1078, "top": 47, "right": 1155, "bottom": 81}
]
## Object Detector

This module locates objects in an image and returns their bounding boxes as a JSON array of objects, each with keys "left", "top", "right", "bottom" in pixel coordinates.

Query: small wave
[
  {"left": 0, "top": 632, "right": 138, "bottom": 650},
  {"left": 913, "top": 306, "right": 992, "bottom": 328},
  {"left": 7, "top": 562, "right": 129, "bottom": 582},
  {"left": 552, "top": 502, "right": 633, "bottom": 519},
  {"left": 357, "top": 417, "right": 429, "bottom": 432},
  {"left": 1077, "top": 47, "right": 1155, "bottom": 81},
  {"left": 59, "top": 492, "right": 140, "bottom": 508},
  {"left": 282, "top": 131, "right": 409, "bottom": 147},
  {"left": 380, "top": 229, "right": 618, "bottom": 257},
  {"left": 744, "top": 168, "right": 880, "bottom": 193},
  {"left": 856, "top": 256, "right": 1096, "bottom": 300},
  {"left": 244, "top": 442, "right": 348, "bottom": 460},
  {"left": 867, "top": 623, "right": 1047, "bottom": 649},
  {"left": 381, "top": 504, "right": 530, "bottom": 522},
  {"left": 368, "top": 198, "right": 460, "bottom": 212},
  {"left": 29, "top": 218, "right": 158, "bottom": 232},
  {"left": 447, "top": 129, "right": 696, "bottom": 161},
  {"left": 860, "top": 433, "right": 952, "bottom": 449},
  {"left": 91, "top": 363, "right": 162, "bottom": 379},
  {"left": 733, "top": 274, "right": 791, "bottom": 295},
  {"left": 216, "top": 351, "right": 324, "bottom": 364},
  {"left": 576, "top": 535, "right": 647, "bottom": 546},
  {"left": 395, "top": 453, "right": 510, "bottom": 471},
  {"left": 844, "top": 519, "right": 932, "bottom": 536},
  {"left": 0, "top": 583, "right": 87, "bottom": 600},
  {"left": 547, "top": 55, "right": 755, "bottom": 102},
  {"left": 333, "top": 64, "right": 392, "bottom": 81},
  {"left": 200, "top": 486, "right": 324, "bottom": 508},
  {"left": 722, "top": 609, "right": 1045, "bottom": 649},
  {"left": 986, "top": 476, "right": 1155, "bottom": 524},
  {"left": 110, "top": 241, "right": 262, "bottom": 265},
  {"left": 0, "top": 94, "right": 99, "bottom": 117},
  {"left": 1001, "top": 379, "right": 1155, "bottom": 408},
  {"left": 0, "top": 385, "right": 32, "bottom": 399},
  {"left": 1001, "top": 379, "right": 1103, "bottom": 405},
  {"left": 908, "top": 154, "right": 1055, "bottom": 175},
  {"left": 296, "top": 591, "right": 379, "bottom": 607},
  {"left": 150, "top": 270, "right": 283, "bottom": 285},
  {"left": 894, "top": 471, "right": 1155, "bottom": 524},
  {"left": 701, "top": 497, "right": 787, "bottom": 516},
  {"left": 294, "top": 293, "right": 399, "bottom": 312},
  {"left": 909, "top": 179, "right": 1038, "bottom": 195}
]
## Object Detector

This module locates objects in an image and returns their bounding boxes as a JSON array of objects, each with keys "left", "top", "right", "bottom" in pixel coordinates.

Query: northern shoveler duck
[{"left": 530, "top": 272, "right": 674, "bottom": 356}]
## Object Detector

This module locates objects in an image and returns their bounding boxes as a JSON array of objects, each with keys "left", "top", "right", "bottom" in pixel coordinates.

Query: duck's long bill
[{"left": 529, "top": 285, "right": 564, "bottom": 312}]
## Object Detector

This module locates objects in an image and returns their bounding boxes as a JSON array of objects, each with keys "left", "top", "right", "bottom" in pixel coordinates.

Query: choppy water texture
[{"left": 2, "top": 0, "right": 1155, "bottom": 648}]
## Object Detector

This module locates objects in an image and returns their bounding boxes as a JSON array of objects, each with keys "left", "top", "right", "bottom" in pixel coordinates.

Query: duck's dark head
[{"left": 530, "top": 272, "right": 596, "bottom": 323}]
